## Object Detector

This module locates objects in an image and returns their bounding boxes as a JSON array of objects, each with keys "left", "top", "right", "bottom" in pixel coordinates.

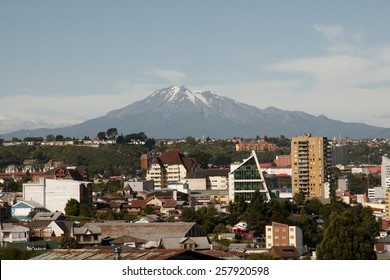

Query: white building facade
[{"left": 23, "top": 178, "right": 92, "bottom": 213}]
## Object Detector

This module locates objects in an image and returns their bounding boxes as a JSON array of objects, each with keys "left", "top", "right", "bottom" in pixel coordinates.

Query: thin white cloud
[
  {"left": 146, "top": 69, "right": 186, "bottom": 83},
  {"left": 313, "top": 24, "right": 344, "bottom": 39}
]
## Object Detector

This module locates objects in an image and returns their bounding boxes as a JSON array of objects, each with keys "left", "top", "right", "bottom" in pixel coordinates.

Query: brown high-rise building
[
  {"left": 291, "top": 134, "right": 331, "bottom": 199},
  {"left": 140, "top": 154, "right": 149, "bottom": 171}
]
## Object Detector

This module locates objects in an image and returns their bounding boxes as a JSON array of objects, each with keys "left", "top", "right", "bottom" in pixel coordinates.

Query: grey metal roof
[
  {"left": 186, "top": 169, "right": 230, "bottom": 179},
  {"left": 73, "top": 225, "right": 101, "bottom": 235},
  {"left": 83, "top": 222, "right": 205, "bottom": 240}
]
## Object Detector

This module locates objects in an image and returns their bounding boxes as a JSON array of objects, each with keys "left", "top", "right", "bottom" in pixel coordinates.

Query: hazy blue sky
[{"left": 1, "top": 1, "right": 390, "bottom": 135}]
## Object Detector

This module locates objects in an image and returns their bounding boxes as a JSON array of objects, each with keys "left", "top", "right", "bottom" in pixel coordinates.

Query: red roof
[{"left": 152, "top": 150, "right": 196, "bottom": 171}]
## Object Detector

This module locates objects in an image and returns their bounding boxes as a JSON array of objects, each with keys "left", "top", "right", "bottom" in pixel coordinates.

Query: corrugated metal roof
[
  {"left": 83, "top": 222, "right": 200, "bottom": 239},
  {"left": 30, "top": 248, "right": 217, "bottom": 260}
]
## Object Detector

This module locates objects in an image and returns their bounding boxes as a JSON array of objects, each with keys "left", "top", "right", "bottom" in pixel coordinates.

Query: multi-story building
[
  {"left": 235, "top": 139, "right": 278, "bottom": 152},
  {"left": 291, "top": 134, "right": 331, "bottom": 199},
  {"left": 331, "top": 144, "right": 348, "bottom": 166},
  {"left": 274, "top": 155, "right": 291, "bottom": 167},
  {"left": 228, "top": 150, "right": 271, "bottom": 202},
  {"left": 186, "top": 169, "right": 229, "bottom": 190},
  {"left": 381, "top": 156, "right": 390, "bottom": 190},
  {"left": 265, "top": 222, "right": 303, "bottom": 255},
  {"left": 23, "top": 178, "right": 92, "bottom": 213},
  {"left": 146, "top": 150, "right": 197, "bottom": 189},
  {"left": 386, "top": 188, "right": 390, "bottom": 220}
]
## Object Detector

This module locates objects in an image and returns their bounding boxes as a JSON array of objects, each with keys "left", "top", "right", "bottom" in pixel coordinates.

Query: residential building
[
  {"left": 186, "top": 169, "right": 229, "bottom": 190},
  {"left": 0, "top": 223, "right": 30, "bottom": 246},
  {"left": 29, "top": 220, "right": 74, "bottom": 239},
  {"left": 83, "top": 222, "right": 211, "bottom": 250},
  {"left": 382, "top": 156, "right": 390, "bottom": 190},
  {"left": 123, "top": 179, "right": 154, "bottom": 193},
  {"left": 265, "top": 222, "right": 303, "bottom": 255},
  {"left": 73, "top": 224, "right": 102, "bottom": 247},
  {"left": 274, "top": 155, "right": 291, "bottom": 167},
  {"left": 11, "top": 201, "right": 47, "bottom": 221},
  {"left": 146, "top": 150, "right": 197, "bottom": 188},
  {"left": 331, "top": 144, "right": 348, "bottom": 166},
  {"left": 228, "top": 150, "right": 271, "bottom": 202},
  {"left": 291, "top": 134, "right": 331, "bottom": 199},
  {"left": 140, "top": 154, "right": 149, "bottom": 172},
  {"left": 23, "top": 178, "right": 93, "bottom": 213},
  {"left": 235, "top": 139, "right": 277, "bottom": 152},
  {"left": 386, "top": 188, "right": 390, "bottom": 220}
]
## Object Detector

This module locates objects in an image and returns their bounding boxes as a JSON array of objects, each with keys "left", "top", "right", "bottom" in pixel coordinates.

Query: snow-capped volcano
[{"left": 4, "top": 85, "right": 390, "bottom": 139}]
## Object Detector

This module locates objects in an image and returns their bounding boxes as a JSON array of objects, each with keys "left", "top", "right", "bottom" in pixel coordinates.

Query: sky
[{"left": 1, "top": 1, "right": 390, "bottom": 135}]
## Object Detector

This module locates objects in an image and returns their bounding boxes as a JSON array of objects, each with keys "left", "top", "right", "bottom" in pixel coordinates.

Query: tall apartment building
[
  {"left": 386, "top": 188, "right": 390, "bottom": 220},
  {"left": 265, "top": 222, "right": 303, "bottom": 255},
  {"left": 331, "top": 144, "right": 348, "bottom": 166},
  {"left": 382, "top": 156, "right": 390, "bottom": 220},
  {"left": 381, "top": 156, "right": 390, "bottom": 190},
  {"left": 291, "top": 134, "right": 331, "bottom": 199}
]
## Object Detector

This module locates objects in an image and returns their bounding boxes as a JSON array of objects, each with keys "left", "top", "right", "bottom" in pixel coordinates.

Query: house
[
  {"left": 38, "top": 165, "right": 90, "bottom": 181},
  {"left": 83, "top": 222, "right": 211, "bottom": 250},
  {"left": 73, "top": 225, "right": 102, "bottom": 247},
  {"left": 11, "top": 201, "right": 47, "bottom": 221},
  {"left": 0, "top": 223, "right": 30, "bottom": 246},
  {"left": 146, "top": 150, "right": 197, "bottom": 188},
  {"left": 29, "top": 220, "right": 74, "bottom": 239}
]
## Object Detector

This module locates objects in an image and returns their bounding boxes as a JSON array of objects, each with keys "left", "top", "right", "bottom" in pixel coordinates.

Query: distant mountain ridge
[{"left": 3, "top": 85, "right": 390, "bottom": 140}]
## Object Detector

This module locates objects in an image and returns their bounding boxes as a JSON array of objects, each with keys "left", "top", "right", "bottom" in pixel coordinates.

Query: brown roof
[
  {"left": 152, "top": 150, "right": 197, "bottom": 171},
  {"left": 270, "top": 246, "right": 300, "bottom": 259},
  {"left": 30, "top": 248, "right": 221, "bottom": 260},
  {"left": 162, "top": 199, "right": 177, "bottom": 208},
  {"left": 129, "top": 200, "right": 147, "bottom": 209}
]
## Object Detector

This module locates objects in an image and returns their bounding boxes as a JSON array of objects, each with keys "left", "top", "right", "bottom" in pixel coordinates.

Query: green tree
[
  {"left": 213, "top": 223, "right": 229, "bottom": 234},
  {"left": 181, "top": 207, "right": 196, "bottom": 222},
  {"left": 64, "top": 198, "right": 80, "bottom": 216},
  {"left": 0, "top": 247, "right": 42, "bottom": 260},
  {"left": 46, "top": 134, "right": 56, "bottom": 141},
  {"left": 144, "top": 138, "right": 156, "bottom": 150},
  {"left": 97, "top": 131, "right": 107, "bottom": 141},
  {"left": 79, "top": 203, "right": 96, "bottom": 218},
  {"left": 144, "top": 205, "right": 154, "bottom": 215},
  {"left": 316, "top": 207, "right": 377, "bottom": 260},
  {"left": 59, "top": 236, "right": 79, "bottom": 249},
  {"left": 55, "top": 135, "right": 64, "bottom": 141},
  {"left": 106, "top": 128, "right": 118, "bottom": 140}
]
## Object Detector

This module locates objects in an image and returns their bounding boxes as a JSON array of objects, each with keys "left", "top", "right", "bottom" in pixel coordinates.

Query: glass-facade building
[{"left": 229, "top": 150, "right": 271, "bottom": 202}]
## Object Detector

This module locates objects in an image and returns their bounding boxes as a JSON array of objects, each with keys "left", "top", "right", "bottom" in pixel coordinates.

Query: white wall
[
  {"left": 23, "top": 179, "right": 89, "bottom": 213},
  {"left": 45, "top": 179, "right": 82, "bottom": 213},
  {"left": 187, "top": 178, "right": 207, "bottom": 190},
  {"left": 23, "top": 181, "right": 45, "bottom": 206}
]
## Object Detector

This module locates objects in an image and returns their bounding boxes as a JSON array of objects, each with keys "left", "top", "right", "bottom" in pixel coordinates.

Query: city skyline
[{"left": 1, "top": 1, "right": 390, "bottom": 134}]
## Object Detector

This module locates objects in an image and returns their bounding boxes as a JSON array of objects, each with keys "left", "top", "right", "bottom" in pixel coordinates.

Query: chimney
[{"left": 114, "top": 247, "right": 122, "bottom": 260}]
